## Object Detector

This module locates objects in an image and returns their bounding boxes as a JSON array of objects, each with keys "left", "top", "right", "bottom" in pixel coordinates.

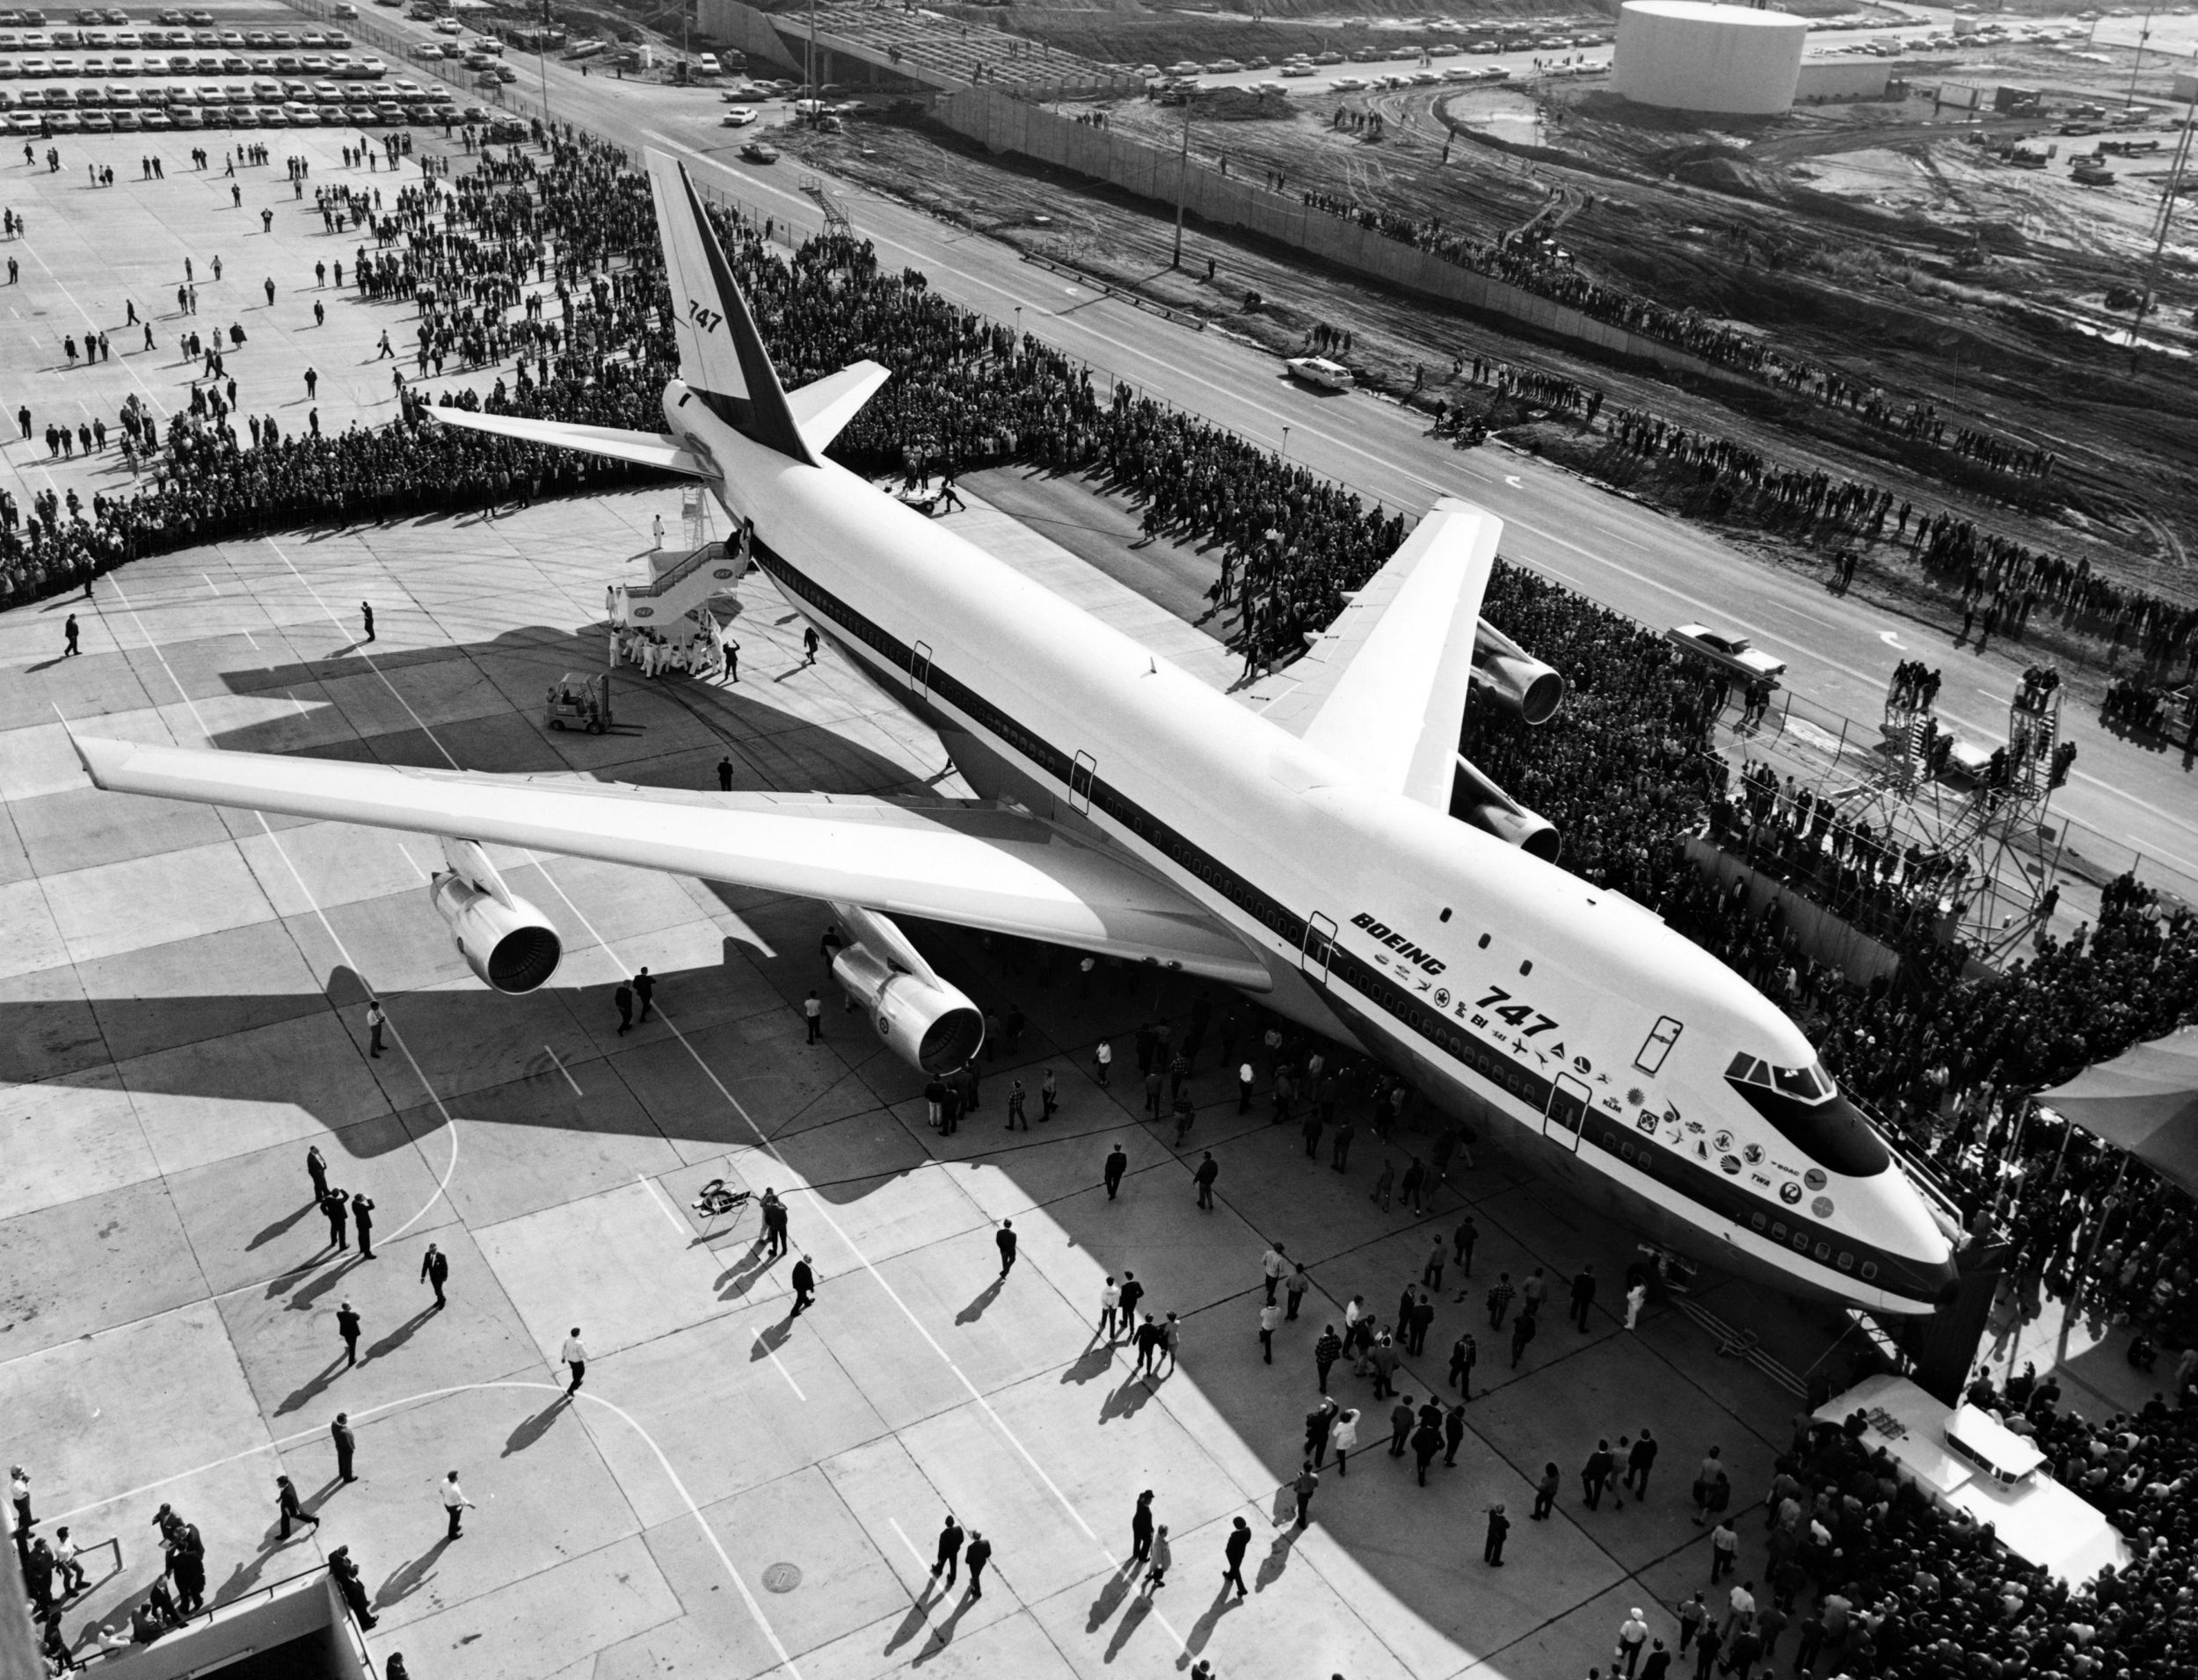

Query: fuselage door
[
  {"left": 1545, "top": 1072, "right": 1591, "bottom": 1152},
  {"left": 1302, "top": 912, "right": 1336, "bottom": 985},
  {"left": 1069, "top": 750, "right": 1095, "bottom": 814},
  {"left": 911, "top": 640, "right": 932, "bottom": 701}
]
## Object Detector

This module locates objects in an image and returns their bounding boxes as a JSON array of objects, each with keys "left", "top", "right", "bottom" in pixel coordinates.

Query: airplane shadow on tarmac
[{"left": 6, "top": 615, "right": 1780, "bottom": 1669}]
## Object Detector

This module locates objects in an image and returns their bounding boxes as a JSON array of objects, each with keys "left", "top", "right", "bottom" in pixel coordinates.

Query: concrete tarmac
[{"left": 0, "top": 67, "right": 2165, "bottom": 1680}]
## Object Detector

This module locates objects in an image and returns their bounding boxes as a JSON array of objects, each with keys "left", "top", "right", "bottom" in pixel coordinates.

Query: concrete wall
[
  {"left": 1684, "top": 835, "right": 1904, "bottom": 989},
  {"left": 1794, "top": 58, "right": 1894, "bottom": 101},
  {"left": 86, "top": 1570, "right": 346, "bottom": 1680},
  {"left": 932, "top": 88, "right": 1747, "bottom": 387},
  {"left": 701, "top": 0, "right": 804, "bottom": 73}
]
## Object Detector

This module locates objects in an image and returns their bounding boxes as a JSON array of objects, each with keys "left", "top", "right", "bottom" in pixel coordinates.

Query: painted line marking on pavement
[{"left": 549, "top": 1044, "right": 584, "bottom": 1096}]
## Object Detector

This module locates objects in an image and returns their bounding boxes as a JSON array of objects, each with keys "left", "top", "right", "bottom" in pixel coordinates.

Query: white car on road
[
  {"left": 1665, "top": 623, "right": 1787, "bottom": 686},
  {"left": 1284, "top": 356, "right": 1352, "bottom": 392}
]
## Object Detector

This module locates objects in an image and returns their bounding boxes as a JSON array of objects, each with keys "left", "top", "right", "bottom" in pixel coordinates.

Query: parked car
[
  {"left": 1664, "top": 623, "right": 1787, "bottom": 686},
  {"left": 739, "top": 138, "right": 777, "bottom": 162}
]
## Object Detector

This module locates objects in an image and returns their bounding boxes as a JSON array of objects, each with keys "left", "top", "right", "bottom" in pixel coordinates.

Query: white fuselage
[{"left": 666, "top": 382, "right": 1958, "bottom": 1317}]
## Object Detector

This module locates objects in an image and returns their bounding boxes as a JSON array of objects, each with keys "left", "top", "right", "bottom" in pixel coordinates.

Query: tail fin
[{"left": 644, "top": 149, "right": 816, "bottom": 467}]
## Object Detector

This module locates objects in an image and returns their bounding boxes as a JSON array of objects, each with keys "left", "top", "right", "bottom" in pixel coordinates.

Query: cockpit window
[
  {"left": 1722, "top": 1057, "right": 1889, "bottom": 1177},
  {"left": 1725, "top": 1054, "right": 1833, "bottom": 1102}
]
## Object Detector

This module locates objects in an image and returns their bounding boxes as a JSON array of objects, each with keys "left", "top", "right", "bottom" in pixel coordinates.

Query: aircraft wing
[
  {"left": 427, "top": 408, "right": 717, "bottom": 478},
  {"left": 68, "top": 736, "right": 1274, "bottom": 989},
  {"left": 1251, "top": 498, "right": 1500, "bottom": 809}
]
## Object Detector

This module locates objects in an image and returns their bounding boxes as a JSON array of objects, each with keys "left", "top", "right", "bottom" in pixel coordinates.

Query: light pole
[
  {"left": 1170, "top": 93, "right": 1190, "bottom": 268},
  {"left": 537, "top": 0, "right": 553, "bottom": 127},
  {"left": 1281, "top": 424, "right": 1291, "bottom": 460},
  {"left": 2124, "top": 0, "right": 2156, "bottom": 109}
]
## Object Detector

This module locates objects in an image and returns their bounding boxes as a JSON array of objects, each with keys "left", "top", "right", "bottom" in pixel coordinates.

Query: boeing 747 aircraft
[{"left": 71, "top": 151, "right": 1960, "bottom": 1316}]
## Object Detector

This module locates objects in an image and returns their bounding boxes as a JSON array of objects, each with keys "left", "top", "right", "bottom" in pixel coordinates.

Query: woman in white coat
[{"left": 1330, "top": 1407, "right": 1361, "bottom": 1477}]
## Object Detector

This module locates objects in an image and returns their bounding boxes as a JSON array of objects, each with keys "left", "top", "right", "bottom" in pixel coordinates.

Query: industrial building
[{"left": 1612, "top": 0, "right": 1810, "bottom": 115}]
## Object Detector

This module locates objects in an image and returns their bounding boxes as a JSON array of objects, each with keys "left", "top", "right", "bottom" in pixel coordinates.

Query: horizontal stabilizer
[
  {"left": 428, "top": 408, "right": 716, "bottom": 477},
  {"left": 789, "top": 360, "right": 892, "bottom": 455}
]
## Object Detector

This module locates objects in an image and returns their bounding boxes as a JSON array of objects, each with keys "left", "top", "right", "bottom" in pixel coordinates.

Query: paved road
[{"left": 364, "top": 8, "right": 2198, "bottom": 893}]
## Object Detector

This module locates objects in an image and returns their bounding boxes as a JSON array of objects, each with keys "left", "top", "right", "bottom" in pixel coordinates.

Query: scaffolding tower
[{"left": 1811, "top": 665, "right": 2069, "bottom": 958}]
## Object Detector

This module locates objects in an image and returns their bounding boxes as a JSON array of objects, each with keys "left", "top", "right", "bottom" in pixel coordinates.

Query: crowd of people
[{"left": 12, "top": 101, "right": 2198, "bottom": 1680}]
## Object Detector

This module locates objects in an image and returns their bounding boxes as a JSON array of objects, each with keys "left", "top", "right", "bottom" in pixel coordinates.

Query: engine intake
[
  {"left": 832, "top": 945, "right": 986, "bottom": 1074},
  {"left": 431, "top": 871, "right": 564, "bottom": 993},
  {"left": 1452, "top": 753, "right": 1561, "bottom": 863},
  {"left": 1472, "top": 618, "right": 1567, "bottom": 727}
]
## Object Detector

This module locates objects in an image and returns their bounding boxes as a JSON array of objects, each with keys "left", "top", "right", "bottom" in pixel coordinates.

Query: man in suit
[
  {"left": 351, "top": 1193, "right": 376, "bottom": 1260},
  {"left": 1103, "top": 1144, "right": 1128, "bottom": 1199},
  {"left": 331, "top": 1414, "right": 357, "bottom": 1483},
  {"left": 419, "top": 1243, "right": 449, "bottom": 1310},
  {"left": 1482, "top": 1501, "right": 1510, "bottom": 1565},
  {"left": 929, "top": 1513, "right": 964, "bottom": 1588},
  {"left": 321, "top": 1186, "right": 350, "bottom": 1251},
  {"left": 1221, "top": 1516, "right": 1250, "bottom": 1598},
  {"left": 1131, "top": 1490, "right": 1155, "bottom": 1561},
  {"left": 995, "top": 1219, "right": 1017, "bottom": 1277},
  {"left": 962, "top": 1530, "right": 992, "bottom": 1599},
  {"left": 276, "top": 1475, "right": 318, "bottom": 1540},
  {"left": 307, "top": 1143, "right": 330, "bottom": 1204},
  {"left": 790, "top": 1255, "right": 816, "bottom": 1315},
  {"left": 337, "top": 1301, "right": 362, "bottom": 1367}
]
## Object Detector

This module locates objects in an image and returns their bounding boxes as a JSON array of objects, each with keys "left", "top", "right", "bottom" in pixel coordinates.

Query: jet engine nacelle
[
  {"left": 1472, "top": 618, "right": 1567, "bottom": 727},
  {"left": 428, "top": 839, "right": 564, "bottom": 994},
  {"left": 832, "top": 944, "right": 986, "bottom": 1075},
  {"left": 1452, "top": 753, "right": 1561, "bottom": 863}
]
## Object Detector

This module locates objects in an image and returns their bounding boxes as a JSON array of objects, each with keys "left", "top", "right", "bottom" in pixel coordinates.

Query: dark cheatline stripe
[{"left": 756, "top": 543, "right": 1944, "bottom": 1305}]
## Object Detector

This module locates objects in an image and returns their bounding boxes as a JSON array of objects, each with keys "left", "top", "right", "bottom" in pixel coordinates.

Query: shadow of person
[
  {"left": 1059, "top": 1342, "right": 1115, "bottom": 1387},
  {"left": 751, "top": 1319, "right": 793, "bottom": 1361},
  {"left": 273, "top": 1353, "right": 350, "bottom": 1417},
  {"left": 501, "top": 1400, "right": 565, "bottom": 1458},
  {"left": 1083, "top": 1559, "right": 1136, "bottom": 1633},
  {"left": 362, "top": 1304, "right": 438, "bottom": 1362},
  {"left": 1096, "top": 1371, "right": 1157, "bottom": 1425},
  {"left": 1179, "top": 1581, "right": 1241, "bottom": 1659},
  {"left": 245, "top": 1199, "right": 319, "bottom": 1254},
  {"left": 955, "top": 1278, "right": 1004, "bottom": 1326},
  {"left": 280, "top": 1249, "right": 364, "bottom": 1313},
  {"left": 1254, "top": 1529, "right": 1299, "bottom": 1592},
  {"left": 1101, "top": 1589, "right": 1155, "bottom": 1663},
  {"left": 909, "top": 1586, "right": 978, "bottom": 1667},
  {"left": 715, "top": 1247, "right": 777, "bottom": 1300},
  {"left": 880, "top": 1574, "right": 941, "bottom": 1658},
  {"left": 373, "top": 1536, "right": 451, "bottom": 1610}
]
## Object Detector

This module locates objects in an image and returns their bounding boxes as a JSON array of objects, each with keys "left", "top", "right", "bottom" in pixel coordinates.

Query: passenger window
[
  {"left": 1477, "top": 933, "right": 1490, "bottom": 949},
  {"left": 1771, "top": 1222, "right": 1786, "bottom": 1240},
  {"left": 1861, "top": 1262, "right": 1878, "bottom": 1281},
  {"left": 1751, "top": 1213, "right": 1767, "bottom": 1232},
  {"left": 1838, "top": 1253, "right": 1854, "bottom": 1271},
  {"left": 1636, "top": 1016, "right": 1683, "bottom": 1076},
  {"left": 1815, "top": 1242, "right": 1831, "bottom": 1261}
]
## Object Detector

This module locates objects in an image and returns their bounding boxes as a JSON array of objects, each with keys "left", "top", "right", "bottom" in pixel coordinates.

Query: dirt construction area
[{"left": 747, "top": 3, "right": 2198, "bottom": 663}]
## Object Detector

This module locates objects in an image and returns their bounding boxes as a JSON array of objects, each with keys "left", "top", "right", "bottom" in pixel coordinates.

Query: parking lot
[{"left": 0, "top": 3, "right": 511, "bottom": 134}]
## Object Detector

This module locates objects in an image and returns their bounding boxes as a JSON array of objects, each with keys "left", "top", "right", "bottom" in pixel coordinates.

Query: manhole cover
[{"left": 761, "top": 1563, "right": 803, "bottom": 1594}]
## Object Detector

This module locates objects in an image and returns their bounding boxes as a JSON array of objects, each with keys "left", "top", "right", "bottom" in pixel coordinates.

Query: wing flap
[
  {"left": 69, "top": 737, "right": 1272, "bottom": 988},
  {"left": 428, "top": 408, "right": 716, "bottom": 477},
  {"left": 1260, "top": 498, "right": 1501, "bottom": 808}
]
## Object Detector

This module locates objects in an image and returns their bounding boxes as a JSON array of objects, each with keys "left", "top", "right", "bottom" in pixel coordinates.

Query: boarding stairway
[{"left": 608, "top": 536, "right": 747, "bottom": 629}]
